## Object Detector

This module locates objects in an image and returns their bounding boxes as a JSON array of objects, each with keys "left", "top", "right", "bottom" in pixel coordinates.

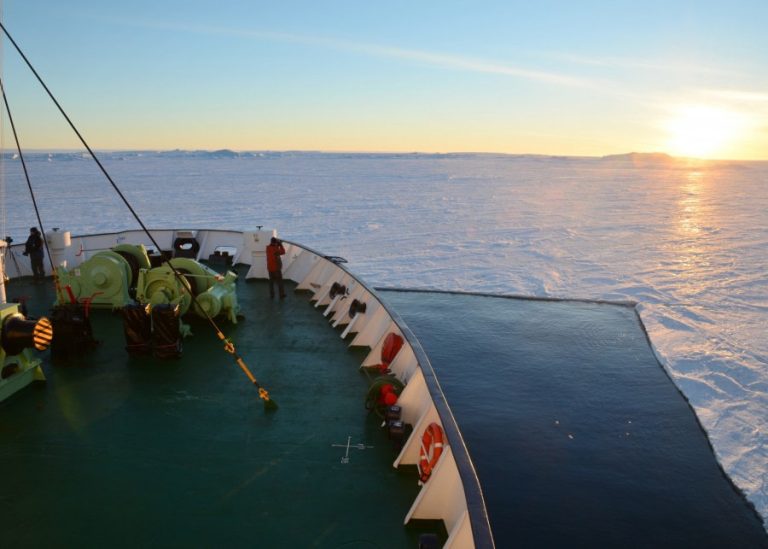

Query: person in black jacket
[{"left": 23, "top": 227, "right": 45, "bottom": 280}]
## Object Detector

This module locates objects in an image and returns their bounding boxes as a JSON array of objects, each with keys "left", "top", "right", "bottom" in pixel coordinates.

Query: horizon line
[{"left": 1, "top": 148, "right": 765, "bottom": 162}]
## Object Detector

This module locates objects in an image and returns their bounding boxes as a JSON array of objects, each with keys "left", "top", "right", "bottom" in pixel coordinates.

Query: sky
[{"left": 1, "top": 0, "right": 767, "bottom": 159}]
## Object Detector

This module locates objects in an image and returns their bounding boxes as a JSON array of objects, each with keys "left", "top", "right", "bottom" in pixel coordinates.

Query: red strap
[
  {"left": 65, "top": 285, "right": 77, "bottom": 304},
  {"left": 79, "top": 291, "right": 104, "bottom": 318}
]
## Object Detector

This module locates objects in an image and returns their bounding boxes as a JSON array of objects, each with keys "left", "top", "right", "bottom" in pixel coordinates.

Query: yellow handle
[
  {"left": 217, "top": 332, "right": 273, "bottom": 404},
  {"left": 235, "top": 357, "right": 258, "bottom": 385}
]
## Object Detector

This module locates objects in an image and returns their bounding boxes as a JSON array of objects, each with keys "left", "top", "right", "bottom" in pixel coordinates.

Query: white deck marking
[{"left": 331, "top": 436, "right": 374, "bottom": 464}]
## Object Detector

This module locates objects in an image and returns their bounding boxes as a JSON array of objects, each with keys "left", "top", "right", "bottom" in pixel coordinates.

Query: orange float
[{"left": 418, "top": 422, "right": 444, "bottom": 482}]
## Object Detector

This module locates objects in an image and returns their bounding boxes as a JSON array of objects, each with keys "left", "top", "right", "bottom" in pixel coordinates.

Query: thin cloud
[
  {"left": 91, "top": 16, "right": 600, "bottom": 90},
  {"left": 702, "top": 89, "right": 768, "bottom": 103},
  {"left": 351, "top": 44, "right": 596, "bottom": 88},
  {"left": 541, "top": 51, "right": 736, "bottom": 77}
]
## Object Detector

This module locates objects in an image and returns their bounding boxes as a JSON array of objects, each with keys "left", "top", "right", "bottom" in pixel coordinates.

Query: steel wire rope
[
  {"left": 0, "top": 11, "right": 4, "bottom": 246},
  {"left": 0, "top": 21, "right": 276, "bottom": 409},
  {"left": 0, "top": 6, "right": 5, "bottom": 287},
  {"left": 0, "top": 79, "right": 60, "bottom": 285}
]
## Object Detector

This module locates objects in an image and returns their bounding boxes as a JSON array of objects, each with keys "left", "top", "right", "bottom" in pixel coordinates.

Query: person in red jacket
[{"left": 266, "top": 237, "right": 286, "bottom": 298}]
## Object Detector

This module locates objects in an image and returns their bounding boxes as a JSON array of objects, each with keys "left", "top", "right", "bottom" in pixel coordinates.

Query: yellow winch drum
[{"left": 1, "top": 314, "right": 53, "bottom": 356}]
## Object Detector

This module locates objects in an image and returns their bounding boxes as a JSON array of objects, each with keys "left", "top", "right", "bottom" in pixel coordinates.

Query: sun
[{"left": 663, "top": 105, "right": 746, "bottom": 159}]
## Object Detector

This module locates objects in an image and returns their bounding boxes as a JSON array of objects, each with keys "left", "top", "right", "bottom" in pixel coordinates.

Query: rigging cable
[
  {"left": 0, "top": 2, "right": 5, "bottom": 257},
  {"left": 0, "top": 12, "right": 5, "bottom": 294},
  {"left": 0, "top": 21, "right": 276, "bottom": 410},
  {"left": 0, "top": 78, "right": 63, "bottom": 301}
]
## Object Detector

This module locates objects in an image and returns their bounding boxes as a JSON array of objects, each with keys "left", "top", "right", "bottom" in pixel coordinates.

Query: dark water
[{"left": 381, "top": 290, "right": 767, "bottom": 548}]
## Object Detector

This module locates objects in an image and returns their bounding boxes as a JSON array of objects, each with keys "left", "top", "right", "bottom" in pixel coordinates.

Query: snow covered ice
[{"left": 2, "top": 151, "right": 767, "bottom": 525}]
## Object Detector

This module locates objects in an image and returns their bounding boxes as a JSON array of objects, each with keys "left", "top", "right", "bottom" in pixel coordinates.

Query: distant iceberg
[
  {"left": 600, "top": 152, "right": 720, "bottom": 169},
  {"left": 601, "top": 152, "right": 676, "bottom": 162}
]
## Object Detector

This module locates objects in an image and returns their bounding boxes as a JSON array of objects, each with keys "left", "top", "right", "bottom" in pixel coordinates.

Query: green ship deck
[{"left": 0, "top": 273, "right": 444, "bottom": 547}]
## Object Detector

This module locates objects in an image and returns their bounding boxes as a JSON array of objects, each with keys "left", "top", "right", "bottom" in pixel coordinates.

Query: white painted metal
[
  {"left": 327, "top": 280, "right": 358, "bottom": 323},
  {"left": 404, "top": 445, "right": 469, "bottom": 544},
  {"left": 279, "top": 243, "right": 299, "bottom": 275},
  {"left": 283, "top": 249, "right": 316, "bottom": 283},
  {"left": 194, "top": 230, "right": 210, "bottom": 261},
  {"left": 361, "top": 321, "right": 403, "bottom": 368},
  {"left": 339, "top": 314, "right": 360, "bottom": 339},
  {"left": 331, "top": 283, "right": 363, "bottom": 327},
  {"left": 304, "top": 264, "right": 337, "bottom": 301},
  {"left": 350, "top": 291, "right": 382, "bottom": 338},
  {"left": 444, "top": 510, "right": 473, "bottom": 549},
  {"left": 296, "top": 257, "right": 325, "bottom": 291},
  {"left": 312, "top": 265, "right": 338, "bottom": 298},
  {"left": 242, "top": 229, "right": 277, "bottom": 279},
  {"left": 46, "top": 229, "right": 71, "bottom": 250},
  {"left": 387, "top": 343, "right": 418, "bottom": 383},
  {"left": 395, "top": 402, "right": 441, "bottom": 468},
  {"left": 195, "top": 230, "right": 242, "bottom": 262},
  {"left": 0, "top": 240, "right": 6, "bottom": 303},
  {"left": 350, "top": 306, "right": 392, "bottom": 348},
  {"left": 326, "top": 281, "right": 353, "bottom": 319},
  {"left": 315, "top": 273, "right": 350, "bottom": 309},
  {"left": 45, "top": 229, "right": 71, "bottom": 269},
  {"left": 314, "top": 284, "right": 332, "bottom": 308},
  {"left": 392, "top": 369, "right": 431, "bottom": 426},
  {"left": 172, "top": 230, "right": 198, "bottom": 259},
  {"left": 323, "top": 294, "right": 342, "bottom": 316}
]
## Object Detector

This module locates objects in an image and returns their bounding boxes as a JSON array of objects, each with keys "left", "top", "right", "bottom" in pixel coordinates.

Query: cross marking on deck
[{"left": 331, "top": 436, "right": 374, "bottom": 464}]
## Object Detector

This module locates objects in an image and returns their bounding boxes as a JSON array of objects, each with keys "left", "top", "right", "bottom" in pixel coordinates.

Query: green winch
[
  {"left": 136, "top": 258, "right": 240, "bottom": 323},
  {"left": 56, "top": 245, "right": 240, "bottom": 323},
  {"left": 55, "top": 244, "right": 151, "bottom": 309}
]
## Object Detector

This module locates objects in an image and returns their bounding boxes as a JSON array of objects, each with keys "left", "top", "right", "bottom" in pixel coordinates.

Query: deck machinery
[{"left": 55, "top": 244, "right": 240, "bottom": 323}]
